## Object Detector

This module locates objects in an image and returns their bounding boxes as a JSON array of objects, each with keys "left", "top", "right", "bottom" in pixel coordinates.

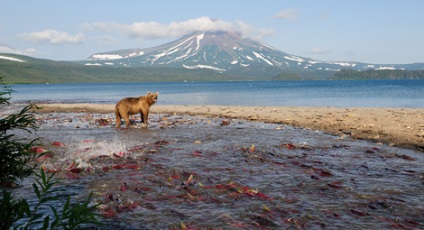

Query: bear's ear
[
  {"left": 147, "top": 91, "right": 151, "bottom": 95},
  {"left": 156, "top": 92, "right": 159, "bottom": 95}
]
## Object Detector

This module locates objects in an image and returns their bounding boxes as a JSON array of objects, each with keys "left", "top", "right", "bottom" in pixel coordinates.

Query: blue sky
[{"left": 1, "top": 0, "right": 423, "bottom": 64}]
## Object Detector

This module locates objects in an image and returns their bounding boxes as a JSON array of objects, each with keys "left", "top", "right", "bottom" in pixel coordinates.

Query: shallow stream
[{"left": 6, "top": 110, "right": 424, "bottom": 229}]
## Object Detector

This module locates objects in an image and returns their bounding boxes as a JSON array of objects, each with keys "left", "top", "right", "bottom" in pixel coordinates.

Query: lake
[{"left": 9, "top": 80, "right": 424, "bottom": 108}]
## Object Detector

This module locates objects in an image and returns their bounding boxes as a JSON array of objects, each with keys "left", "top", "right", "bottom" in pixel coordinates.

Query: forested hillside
[{"left": 331, "top": 69, "right": 424, "bottom": 80}]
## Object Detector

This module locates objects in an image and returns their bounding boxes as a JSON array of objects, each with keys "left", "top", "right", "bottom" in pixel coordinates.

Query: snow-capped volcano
[
  {"left": 87, "top": 31, "right": 291, "bottom": 71},
  {"left": 85, "top": 31, "right": 423, "bottom": 73}
]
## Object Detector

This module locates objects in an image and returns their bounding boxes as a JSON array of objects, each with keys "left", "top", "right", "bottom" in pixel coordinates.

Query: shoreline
[{"left": 35, "top": 103, "right": 424, "bottom": 151}]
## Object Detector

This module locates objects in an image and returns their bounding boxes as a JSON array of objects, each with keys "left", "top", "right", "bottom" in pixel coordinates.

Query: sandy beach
[{"left": 35, "top": 103, "right": 424, "bottom": 151}]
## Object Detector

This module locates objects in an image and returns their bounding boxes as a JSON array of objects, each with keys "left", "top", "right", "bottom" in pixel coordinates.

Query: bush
[
  {"left": 0, "top": 78, "right": 100, "bottom": 229},
  {"left": 0, "top": 99, "right": 39, "bottom": 184},
  {"left": 1, "top": 169, "right": 99, "bottom": 230}
]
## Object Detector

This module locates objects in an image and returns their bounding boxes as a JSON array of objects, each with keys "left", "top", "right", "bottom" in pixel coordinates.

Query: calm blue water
[{"left": 8, "top": 80, "right": 424, "bottom": 108}]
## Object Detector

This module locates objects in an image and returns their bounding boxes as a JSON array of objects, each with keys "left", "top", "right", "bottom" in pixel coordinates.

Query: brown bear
[{"left": 115, "top": 91, "right": 159, "bottom": 128}]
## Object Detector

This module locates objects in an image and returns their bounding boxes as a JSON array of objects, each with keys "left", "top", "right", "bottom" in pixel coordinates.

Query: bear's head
[{"left": 147, "top": 91, "right": 159, "bottom": 104}]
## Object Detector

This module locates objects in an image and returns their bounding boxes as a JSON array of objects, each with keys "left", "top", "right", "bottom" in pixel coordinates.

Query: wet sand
[{"left": 36, "top": 103, "right": 424, "bottom": 151}]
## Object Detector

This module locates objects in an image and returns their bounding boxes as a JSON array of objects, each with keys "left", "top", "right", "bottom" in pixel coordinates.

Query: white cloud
[
  {"left": 0, "top": 44, "right": 20, "bottom": 54},
  {"left": 83, "top": 16, "right": 274, "bottom": 40},
  {"left": 255, "top": 28, "right": 276, "bottom": 40},
  {"left": 273, "top": 9, "right": 298, "bottom": 21},
  {"left": 0, "top": 44, "right": 36, "bottom": 56},
  {"left": 92, "top": 35, "right": 119, "bottom": 45},
  {"left": 18, "top": 29, "right": 84, "bottom": 45}
]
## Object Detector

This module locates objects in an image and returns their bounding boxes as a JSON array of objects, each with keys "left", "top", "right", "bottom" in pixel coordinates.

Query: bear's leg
[
  {"left": 122, "top": 112, "right": 131, "bottom": 128},
  {"left": 142, "top": 110, "right": 149, "bottom": 126},
  {"left": 115, "top": 109, "right": 121, "bottom": 128},
  {"left": 140, "top": 112, "right": 144, "bottom": 124}
]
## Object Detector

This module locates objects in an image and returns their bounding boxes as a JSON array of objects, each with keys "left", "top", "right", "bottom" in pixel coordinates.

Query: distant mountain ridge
[
  {"left": 0, "top": 53, "right": 228, "bottom": 83},
  {"left": 85, "top": 31, "right": 424, "bottom": 74},
  {"left": 1, "top": 30, "right": 424, "bottom": 83}
]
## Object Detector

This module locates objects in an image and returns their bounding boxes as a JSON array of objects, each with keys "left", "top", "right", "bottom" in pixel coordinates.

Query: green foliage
[
  {"left": 272, "top": 69, "right": 335, "bottom": 80},
  {"left": 0, "top": 83, "right": 12, "bottom": 104},
  {"left": 1, "top": 169, "right": 99, "bottom": 230},
  {"left": 272, "top": 71, "right": 303, "bottom": 80},
  {"left": 332, "top": 68, "right": 424, "bottom": 80},
  {"left": 0, "top": 189, "right": 30, "bottom": 229},
  {"left": 0, "top": 84, "right": 40, "bottom": 184},
  {"left": 1, "top": 77, "right": 100, "bottom": 229}
]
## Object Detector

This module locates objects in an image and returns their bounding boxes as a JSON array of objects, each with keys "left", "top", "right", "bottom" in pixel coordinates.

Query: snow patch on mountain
[
  {"left": 151, "top": 50, "right": 168, "bottom": 64},
  {"left": 196, "top": 32, "right": 204, "bottom": 51},
  {"left": 0, "top": 55, "right": 25, "bottom": 63},
  {"left": 376, "top": 66, "right": 396, "bottom": 70},
  {"left": 259, "top": 42, "right": 277, "bottom": 50},
  {"left": 85, "top": 63, "right": 102, "bottom": 66},
  {"left": 173, "top": 48, "right": 196, "bottom": 63},
  {"left": 285, "top": 55, "right": 305, "bottom": 63},
  {"left": 129, "top": 51, "right": 144, "bottom": 57},
  {"left": 90, "top": 54, "right": 123, "bottom": 60},
  {"left": 183, "top": 64, "right": 225, "bottom": 72},
  {"left": 329, "top": 62, "right": 356, "bottom": 67},
  {"left": 253, "top": 52, "right": 274, "bottom": 65}
]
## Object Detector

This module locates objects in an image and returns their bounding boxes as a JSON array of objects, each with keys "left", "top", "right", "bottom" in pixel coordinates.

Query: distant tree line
[{"left": 332, "top": 68, "right": 424, "bottom": 80}]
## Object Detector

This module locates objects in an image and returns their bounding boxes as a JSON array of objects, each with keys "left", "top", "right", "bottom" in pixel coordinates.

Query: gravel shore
[{"left": 36, "top": 103, "right": 424, "bottom": 151}]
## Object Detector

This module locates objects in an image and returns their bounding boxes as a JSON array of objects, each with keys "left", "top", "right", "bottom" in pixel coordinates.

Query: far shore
[{"left": 35, "top": 103, "right": 424, "bottom": 151}]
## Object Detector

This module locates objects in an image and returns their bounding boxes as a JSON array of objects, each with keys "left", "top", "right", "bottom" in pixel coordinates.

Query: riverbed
[{"left": 10, "top": 110, "right": 423, "bottom": 229}]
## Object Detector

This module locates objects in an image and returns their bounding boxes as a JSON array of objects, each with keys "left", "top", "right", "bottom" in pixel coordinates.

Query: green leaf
[
  {"left": 32, "top": 183, "right": 41, "bottom": 199},
  {"left": 42, "top": 216, "right": 50, "bottom": 230},
  {"left": 50, "top": 206, "right": 61, "bottom": 229},
  {"left": 40, "top": 197, "right": 58, "bottom": 204},
  {"left": 63, "top": 196, "right": 70, "bottom": 213}
]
